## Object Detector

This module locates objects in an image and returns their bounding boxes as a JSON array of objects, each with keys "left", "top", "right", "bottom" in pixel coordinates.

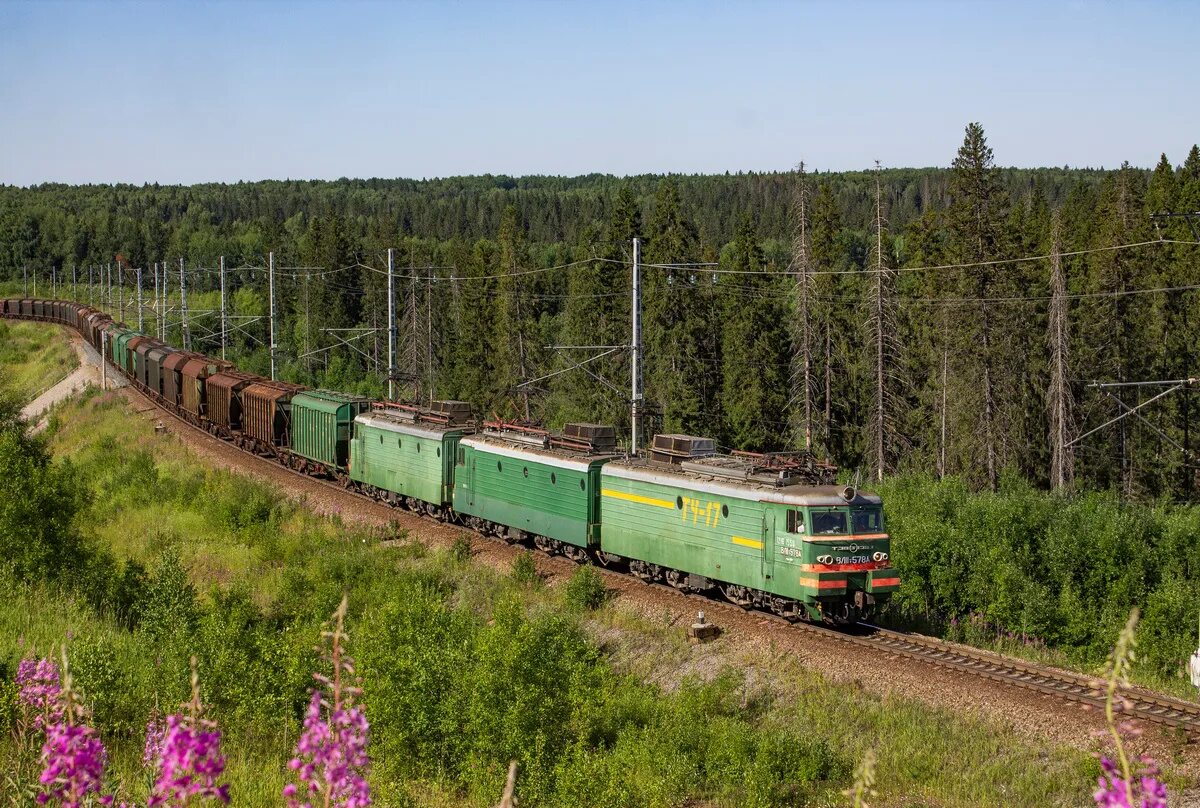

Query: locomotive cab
[{"left": 774, "top": 496, "right": 899, "bottom": 623}]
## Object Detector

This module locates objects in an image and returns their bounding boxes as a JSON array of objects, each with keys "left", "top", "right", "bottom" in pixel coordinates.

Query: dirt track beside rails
[
  {"left": 100, "top": 376, "right": 1200, "bottom": 784},
  {"left": 22, "top": 332, "right": 123, "bottom": 431}
]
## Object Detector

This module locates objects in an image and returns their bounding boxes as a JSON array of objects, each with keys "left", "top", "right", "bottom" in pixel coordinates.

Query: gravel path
[{"left": 21, "top": 331, "right": 124, "bottom": 431}]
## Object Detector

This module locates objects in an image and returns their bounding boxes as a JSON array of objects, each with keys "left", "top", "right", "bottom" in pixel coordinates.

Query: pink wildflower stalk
[
  {"left": 143, "top": 718, "right": 168, "bottom": 769},
  {"left": 1093, "top": 609, "right": 1168, "bottom": 808},
  {"left": 148, "top": 659, "right": 230, "bottom": 807},
  {"left": 36, "top": 648, "right": 111, "bottom": 808},
  {"left": 284, "top": 596, "right": 371, "bottom": 808},
  {"left": 17, "top": 656, "right": 63, "bottom": 730}
]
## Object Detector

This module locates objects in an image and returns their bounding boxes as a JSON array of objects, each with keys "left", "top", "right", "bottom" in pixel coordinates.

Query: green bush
[
  {"left": 562, "top": 565, "right": 607, "bottom": 611},
  {"left": 450, "top": 534, "right": 473, "bottom": 563},
  {"left": 0, "top": 399, "right": 88, "bottom": 582},
  {"left": 878, "top": 474, "right": 1200, "bottom": 679},
  {"left": 511, "top": 551, "right": 540, "bottom": 587}
]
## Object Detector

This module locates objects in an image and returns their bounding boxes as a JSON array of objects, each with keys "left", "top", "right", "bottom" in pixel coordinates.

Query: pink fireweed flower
[
  {"left": 17, "top": 657, "right": 63, "bottom": 729},
  {"left": 147, "top": 714, "right": 230, "bottom": 806},
  {"left": 1093, "top": 610, "right": 1169, "bottom": 808},
  {"left": 284, "top": 596, "right": 371, "bottom": 808},
  {"left": 284, "top": 692, "right": 371, "bottom": 808},
  {"left": 147, "top": 659, "right": 230, "bottom": 807},
  {"left": 143, "top": 719, "right": 167, "bottom": 768},
  {"left": 37, "top": 721, "right": 109, "bottom": 807},
  {"left": 34, "top": 650, "right": 114, "bottom": 808},
  {"left": 1094, "top": 756, "right": 1168, "bottom": 808}
]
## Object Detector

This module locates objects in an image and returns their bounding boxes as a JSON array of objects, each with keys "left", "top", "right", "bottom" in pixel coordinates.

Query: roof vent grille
[{"left": 650, "top": 433, "right": 717, "bottom": 465}]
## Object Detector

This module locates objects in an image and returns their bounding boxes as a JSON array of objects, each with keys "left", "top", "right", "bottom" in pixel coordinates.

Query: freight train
[{"left": 1, "top": 298, "right": 899, "bottom": 623}]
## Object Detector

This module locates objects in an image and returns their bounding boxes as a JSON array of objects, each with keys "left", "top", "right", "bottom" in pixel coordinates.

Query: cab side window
[
  {"left": 786, "top": 510, "right": 806, "bottom": 534},
  {"left": 456, "top": 447, "right": 466, "bottom": 466}
]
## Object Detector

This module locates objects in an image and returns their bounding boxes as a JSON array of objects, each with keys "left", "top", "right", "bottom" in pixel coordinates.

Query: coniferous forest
[{"left": 4, "top": 123, "right": 1200, "bottom": 501}]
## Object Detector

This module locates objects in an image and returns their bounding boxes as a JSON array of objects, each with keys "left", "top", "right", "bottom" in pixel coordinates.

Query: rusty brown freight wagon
[
  {"left": 162, "top": 352, "right": 200, "bottom": 408},
  {"left": 126, "top": 336, "right": 151, "bottom": 377},
  {"left": 241, "top": 381, "right": 306, "bottom": 453},
  {"left": 205, "top": 371, "right": 263, "bottom": 435},
  {"left": 85, "top": 312, "right": 111, "bottom": 350},
  {"left": 20, "top": 299, "right": 33, "bottom": 317},
  {"left": 180, "top": 356, "right": 232, "bottom": 420}
]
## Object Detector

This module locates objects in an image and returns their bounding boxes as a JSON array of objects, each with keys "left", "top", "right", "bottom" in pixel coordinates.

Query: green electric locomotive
[
  {"left": 599, "top": 434, "right": 897, "bottom": 623},
  {"left": 452, "top": 422, "right": 621, "bottom": 561},
  {"left": 349, "top": 401, "right": 475, "bottom": 518}
]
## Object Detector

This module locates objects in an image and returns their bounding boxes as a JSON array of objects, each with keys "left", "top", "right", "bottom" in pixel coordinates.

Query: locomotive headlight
[
  {"left": 816, "top": 554, "right": 832, "bottom": 565},
  {"left": 872, "top": 551, "right": 884, "bottom": 562}
]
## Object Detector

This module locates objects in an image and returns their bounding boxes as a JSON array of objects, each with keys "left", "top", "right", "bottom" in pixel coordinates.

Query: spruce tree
[
  {"left": 552, "top": 187, "right": 639, "bottom": 428},
  {"left": 947, "top": 122, "right": 1009, "bottom": 489},
  {"left": 719, "top": 213, "right": 789, "bottom": 451},
  {"left": 492, "top": 205, "right": 539, "bottom": 420},
  {"left": 810, "top": 181, "right": 845, "bottom": 457},
  {"left": 644, "top": 179, "right": 713, "bottom": 436}
]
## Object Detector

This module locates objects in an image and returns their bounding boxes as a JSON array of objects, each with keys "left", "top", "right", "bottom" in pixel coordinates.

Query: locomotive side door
[
  {"left": 761, "top": 511, "right": 775, "bottom": 583},
  {"left": 458, "top": 446, "right": 475, "bottom": 508}
]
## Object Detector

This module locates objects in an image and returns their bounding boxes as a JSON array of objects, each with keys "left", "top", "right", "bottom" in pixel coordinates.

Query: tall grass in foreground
[{"left": 0, "top": 379, "right": 1119, "bottom": 805}]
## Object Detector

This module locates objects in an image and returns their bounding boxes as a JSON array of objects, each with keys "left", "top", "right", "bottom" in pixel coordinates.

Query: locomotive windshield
[
  {"left": 810, "top": 509, "right": 847, "bottom": 535},
  {"left": 851, "top": 507, "right": 884, "bottom": 534}
]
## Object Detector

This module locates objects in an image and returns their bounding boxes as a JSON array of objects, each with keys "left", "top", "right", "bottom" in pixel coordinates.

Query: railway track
[
  {"left": 852, "top": 625, "right": 1200, "bottom": 735},
  {"left": 119, "top": 368, "right": 1200, "bottom": 741}
]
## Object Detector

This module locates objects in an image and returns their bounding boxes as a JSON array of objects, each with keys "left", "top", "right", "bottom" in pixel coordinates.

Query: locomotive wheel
[
  {"left": 562, "top": 545, "right": 588, "bottom": 564},
  {"left": 630, "top": 560, "right": 661, "bottom": 582},
  {"left": 720, "top": 584, "right": 754, "bottom": 609}
]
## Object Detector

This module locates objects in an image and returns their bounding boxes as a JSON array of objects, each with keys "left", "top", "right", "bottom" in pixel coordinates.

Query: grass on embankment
[
  {"left": 0, "top": 386, "right": 1108, "bottom": 806},
  {"left": 0, "top": 320, "right": 76, "bottom": 401}
]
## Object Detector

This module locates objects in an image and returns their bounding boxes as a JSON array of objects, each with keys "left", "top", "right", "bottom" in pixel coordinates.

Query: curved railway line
[{"left": 101, "top": 354, "right": 1200, "bottom": 742}]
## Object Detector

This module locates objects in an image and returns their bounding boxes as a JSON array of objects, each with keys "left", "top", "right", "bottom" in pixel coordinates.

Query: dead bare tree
[
  {"left": 400, "top": 247, "right": 423, "bottom": 400},
  {"left": 496, "top": 760, "right": 518, "bottom": 808},
  {"left": 1047, "top": 210, "right": 1074, "bottom": 490},
  {"left": 789, "top": 162, "right": 816, "bottom": 450},
  {"left": 865, "top": 162, "right": 904, "bottom": 481}
]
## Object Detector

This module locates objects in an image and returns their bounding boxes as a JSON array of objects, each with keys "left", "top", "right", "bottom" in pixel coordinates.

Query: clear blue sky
[{"left": 1, "top": 1, "right": 1196, "bottom": 186}]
